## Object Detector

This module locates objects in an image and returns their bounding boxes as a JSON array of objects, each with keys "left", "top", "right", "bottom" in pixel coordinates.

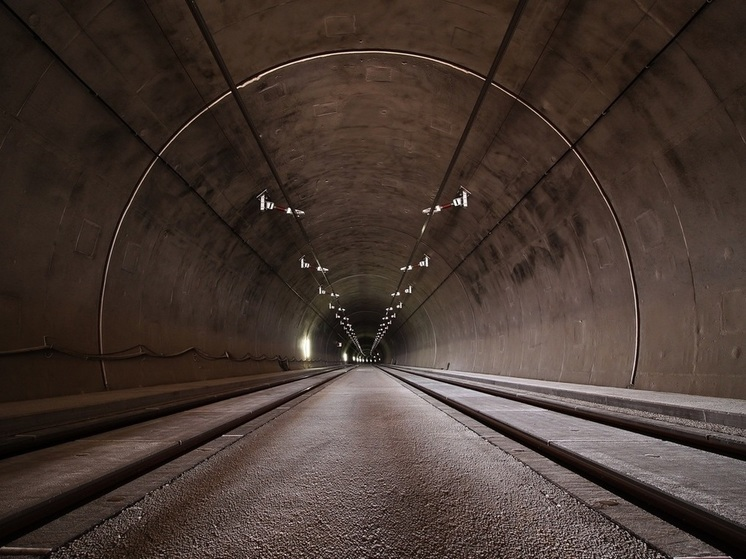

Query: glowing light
[{"left": 301, "top": 336, "right": 311, "bottom": 360}]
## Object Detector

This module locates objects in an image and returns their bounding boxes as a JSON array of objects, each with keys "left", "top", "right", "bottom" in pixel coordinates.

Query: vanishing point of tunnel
[{"left": 1, "top": 1, "right": 745, "bottom": 401}]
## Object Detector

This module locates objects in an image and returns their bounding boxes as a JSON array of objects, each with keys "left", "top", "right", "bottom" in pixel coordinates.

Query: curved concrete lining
[{"left": 0, "top": 0, "right": 744, "bottom": 401}]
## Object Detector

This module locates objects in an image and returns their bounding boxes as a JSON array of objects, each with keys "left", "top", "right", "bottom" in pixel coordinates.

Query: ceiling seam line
[
  {"left": 142, "top": 0, "right": 275, "bottom": 245},
  {"left": 391, "top": 1, "right": 714, "bottom": 383},
  {"left": 186, "top": 0, "right": 360, "bottom": 353},
  {"left": 0, "top": 1, "right": 340, "bottom": 388},
  {"left": 456, "top": 0, "right": 573, "bottom": 195},
  {"left": 373, "top": 0, "right": 529, "bottom": 352}
]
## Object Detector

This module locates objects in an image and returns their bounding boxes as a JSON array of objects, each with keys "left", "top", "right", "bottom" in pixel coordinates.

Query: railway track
[
  {"left": 2, "top": 365, "right": 743, "bottom": 557},
  {"left": 380, "top": 365, "right": 746, "bottom": 557},
  {"left": 384, "top": 365, "right": 746, "bottom": 459},
  {"left": 0, "top": 368, "right": 349, "bottom": 548},
  {"left": 0, "top": 367, "right": 345, "bottom": 459}
]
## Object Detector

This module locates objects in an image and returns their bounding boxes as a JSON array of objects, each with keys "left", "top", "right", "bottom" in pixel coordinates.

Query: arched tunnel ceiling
[
  {"left": 1, "top": 0, "right": 745, "bottom": 399},
  {"left": 113, "top": 1, "right": 652, "bottom": 332}
]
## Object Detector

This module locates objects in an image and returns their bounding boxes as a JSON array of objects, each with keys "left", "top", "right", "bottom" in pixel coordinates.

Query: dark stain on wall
[
  {"left": 547, "top": 230, "right": 565, "bottom": 262},
  {"left": 572, "top": 213, "right": 586, "bottom": 238},
  {"left": 470, "top": 280, "right": 483, "bottom": 307},
  {"left": 511, "top": 250, "right": 536, "bottom": 284}
]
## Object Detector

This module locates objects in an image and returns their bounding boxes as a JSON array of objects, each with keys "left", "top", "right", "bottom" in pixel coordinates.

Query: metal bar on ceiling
[
  {"left": 185, "top": 0, "right": 361, "bottom": 353},
  {"left": 372, "top": 0, "right": 530, "bottom": 352}
]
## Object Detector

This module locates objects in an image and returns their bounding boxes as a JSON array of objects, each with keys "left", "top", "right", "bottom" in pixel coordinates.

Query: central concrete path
[{"left": 53, "top": 368, "right": 664, "bottom": 558}]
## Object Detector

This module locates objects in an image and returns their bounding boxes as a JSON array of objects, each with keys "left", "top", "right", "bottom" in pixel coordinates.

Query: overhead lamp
[
  {"left": 453, "top": 185, "right": 471, "bottom": 207},
  {"left": 258, "top": 190, "right": 274, "bottom": 211},
  {"left": 258, "top": 190, "right": 305, "bottom": 217},
  {"left": 421, "top": 186, "right": 471, "bottom": 215},
  {"left": 300, "top": 255, "right": 310, "bottom": 269},
  {"left": 400, "top": 265, "right": 413, "bottom": 272},
  {"left": 391, "top": 291, "right": 400, "bottom": 297},
  {"left": 319, "top": 286, "right": 326, "bottom": 295},
  {"left": 317, "top": 265, "right": 329, "bottom": 273},
  {"left": 396, "top": 301, "right": 403, "bottom": 309},
  {"left": 404, "top": 285, "right": 413, "bottom": 294},
  {"left": 419, "top": 254, "right": 429, "bottom": 267}
]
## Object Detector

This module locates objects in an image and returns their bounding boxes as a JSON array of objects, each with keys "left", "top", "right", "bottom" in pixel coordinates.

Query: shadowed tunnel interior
[{"left": 1, "top": 0, "right": 744, "bottom": 402}]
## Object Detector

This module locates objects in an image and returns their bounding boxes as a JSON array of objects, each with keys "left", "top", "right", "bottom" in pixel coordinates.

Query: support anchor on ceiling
[
  {"left": 258, "top": 190, "right": 305, "bottom": 217},
  {"left": 421, "top": 186, "right": 471, "bottom": 215}
]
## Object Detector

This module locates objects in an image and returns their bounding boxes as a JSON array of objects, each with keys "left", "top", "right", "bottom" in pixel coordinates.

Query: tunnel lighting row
[
  {"left": 351, "top": 353, "right": 382, "bottom": 363},
  {"left": 260, "top": 186, "right": 474, "bottom": 219},
  {"left": 337, "top": 308, "right": 362, "bottom": 355},
  {"left": 372, "top": 186, "right": 471, "bottom": 352},
  {"left": 261, "top": 182, "right": 468, "bottom": 356},
  {"left": 260, "top": 188, "right": 362, "bottom": 355},
  {"left": 259, "top": 189, "right": 363, "bottom": 356},
  {"left": 372, "top": 284, "right": 413, "bottom": 350},
  {"left": 309, "top": 266, "right": 363, "bottom": 355},
  {"left": 330, "top": 296, "right": 362, "bottom": 355}
]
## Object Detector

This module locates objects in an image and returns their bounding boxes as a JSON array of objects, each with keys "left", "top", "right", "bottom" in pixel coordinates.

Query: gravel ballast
[{"left": 52, "top": 367, "right": 667, "bottom": 559}]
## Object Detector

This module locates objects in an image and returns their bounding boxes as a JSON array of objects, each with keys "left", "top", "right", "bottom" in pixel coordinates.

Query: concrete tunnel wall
[{"left": 0, "top": 0, "right": 744, "bottom": 402}]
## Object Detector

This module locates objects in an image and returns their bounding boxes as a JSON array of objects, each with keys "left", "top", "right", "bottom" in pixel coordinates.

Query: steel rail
[
  {"left": 384, "top": 365, "right": 746, "bottom": 460},
  {"left": 0, "top": 367, "right": 346, "bottom": 460},
  {"left": 381, "top": 366, "right": 746, "bottom": 554},
  {"left": 0, "top": 369, "right": 349, "bottom": 545}
]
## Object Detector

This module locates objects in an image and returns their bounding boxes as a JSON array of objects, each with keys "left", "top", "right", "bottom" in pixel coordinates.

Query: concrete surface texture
[
  {"left": 50, "top": 369, "right": 667, "bottom": 559},
  {"left": 1, "top": 0, "right": 745, "bottom": 400}
]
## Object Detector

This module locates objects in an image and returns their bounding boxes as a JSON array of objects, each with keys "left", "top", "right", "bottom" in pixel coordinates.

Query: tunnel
[{"left": 1, "top": 0, "right": 745, "bottom": 403}]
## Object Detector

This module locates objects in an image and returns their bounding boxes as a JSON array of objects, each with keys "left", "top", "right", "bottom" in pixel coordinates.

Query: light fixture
[
  {"left": 258, "top": 190, "right": 305, "bottom": 216},
  {"left": 300, "top": 255, "right": 310, "bottom": 269},
  {"left": 257, "top": 190, "right": 274, "bottom": 211},
  {"left": 421, "top": 186, "right": 471, "bottom": 215},
  {"left": 301, "top": 336, "right": 311, "bottom": 360},
  {"left": 452, "top": 186, "right": 471, "bottom": 207}
]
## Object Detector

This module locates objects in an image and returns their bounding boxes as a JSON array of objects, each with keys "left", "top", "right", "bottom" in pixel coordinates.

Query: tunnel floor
[{"left": 51, "top": 368, "right": 665, "bottom": 559}]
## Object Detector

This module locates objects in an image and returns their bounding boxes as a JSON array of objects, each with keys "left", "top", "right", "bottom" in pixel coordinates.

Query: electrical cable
[{"left": 0, "top": 340, "right": 330, "bottom": 363}]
